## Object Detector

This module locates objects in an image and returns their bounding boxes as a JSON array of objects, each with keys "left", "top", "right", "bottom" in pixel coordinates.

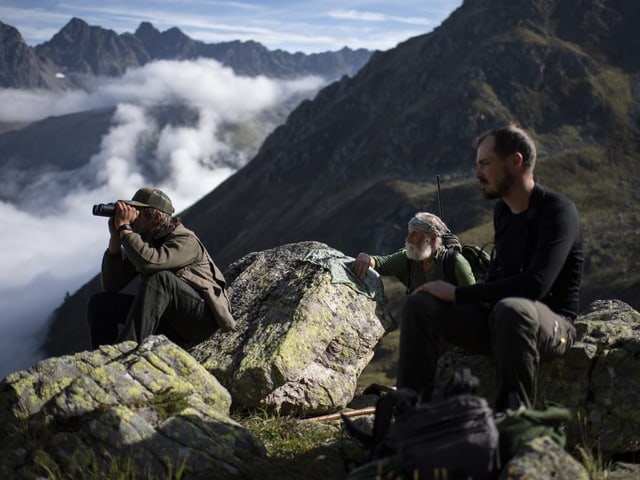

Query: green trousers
[{"left": 396, "top": 293, "right": 575, "bottom": 411}]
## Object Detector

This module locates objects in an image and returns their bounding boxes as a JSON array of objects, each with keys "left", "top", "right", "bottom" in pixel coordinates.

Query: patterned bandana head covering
[{"left": 407, "top": 212, "right": 449, "bottom": 237}]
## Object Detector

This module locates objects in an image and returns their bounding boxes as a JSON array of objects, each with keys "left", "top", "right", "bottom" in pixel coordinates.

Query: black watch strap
[{"left": 117, "top": 224, "right": 133, "bottom": 233}]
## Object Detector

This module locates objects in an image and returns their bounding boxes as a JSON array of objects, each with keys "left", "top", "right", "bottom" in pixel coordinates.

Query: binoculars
[{"left": 92, "top": 203, "right": 116, "bottom": 217}]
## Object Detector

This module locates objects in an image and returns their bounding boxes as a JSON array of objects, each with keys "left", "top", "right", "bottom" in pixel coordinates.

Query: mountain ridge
[{"left": 0, "top": 17, "right": 373, "bottom": 90}]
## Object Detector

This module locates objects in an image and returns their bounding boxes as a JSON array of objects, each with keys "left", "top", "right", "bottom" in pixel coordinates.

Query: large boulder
[
  {"left": 0, "top": 335, "right": 265, "bottom": 479},
  {"left": 434, "top": 299, "right": 640, "bottom": 457},
  {"left": 191, "top": 241, "right": 394, "bottom": 415}
]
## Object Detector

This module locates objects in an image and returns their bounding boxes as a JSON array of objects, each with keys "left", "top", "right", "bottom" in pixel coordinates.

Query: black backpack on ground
[{"left": 343, "top": 369, "right": 501, "bottom": 480}]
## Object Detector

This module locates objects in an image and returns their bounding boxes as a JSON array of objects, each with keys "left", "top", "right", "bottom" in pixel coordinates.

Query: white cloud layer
[
  {"left": 0, "top": 58, "right": 324, "bottom": 379},
  {"left": 0, "top": 59, "right": 321, "bottom": 123}
]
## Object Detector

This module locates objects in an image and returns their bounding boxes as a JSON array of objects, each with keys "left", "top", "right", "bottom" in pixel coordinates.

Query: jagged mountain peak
[
  {"left": 0, "top": 19, "right": 68, "bottom": 89},
  {"left": 34, "top": 17, "right": 148, "bottom": 78},
  {"left": 134, "top": 21, "right": 160, "bottom": 37},
  {"left": 0, "top": 19, "right": 25, "bottom": 43},
  {"left": 52, "top": 16, "right": 115, "bottom": 43},
  {"left": 161, "top": 26, "right": 193, "bottom": 42},
  {"left": 64, "top": 16, "right": 90, "bottom": 29}
]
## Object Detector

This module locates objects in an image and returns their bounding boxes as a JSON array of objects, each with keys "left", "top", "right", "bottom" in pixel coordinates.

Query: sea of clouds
[{"left": 0, "top": 58, "right": 325, "bottom": 379}]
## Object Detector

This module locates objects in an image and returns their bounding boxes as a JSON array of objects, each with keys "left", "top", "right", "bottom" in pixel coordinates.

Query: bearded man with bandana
[
  {"left": 352, "top": 211, "right": 475, "bottom": 393},
  {"left": 352, "top": 211, "right": 476, "bottom": 291}
]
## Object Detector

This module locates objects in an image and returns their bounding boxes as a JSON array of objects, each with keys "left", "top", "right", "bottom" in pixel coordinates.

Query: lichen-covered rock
[
  {"left": 0, "top": 335, "right": 265, "bottom": 479},
  {"left": 191, "top": 241, "right": 393, "bottom": 415},
  {"left": 434, "top": 300, "right": 640, "bottom": 457},
  {"left": 498, "top": 436, "right": 589, "bottom": 479}
]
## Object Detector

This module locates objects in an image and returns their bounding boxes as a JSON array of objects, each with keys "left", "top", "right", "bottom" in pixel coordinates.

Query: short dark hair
[{"left": 475, "top": 124, "right": 537, "bottom": 171}]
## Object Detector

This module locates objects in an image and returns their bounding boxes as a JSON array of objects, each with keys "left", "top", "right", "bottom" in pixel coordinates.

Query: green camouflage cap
[{"left": 124, "top": 187, "right": 175, "bottom": 215}]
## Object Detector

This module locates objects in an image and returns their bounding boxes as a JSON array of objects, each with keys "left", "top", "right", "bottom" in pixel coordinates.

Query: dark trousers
[
  {"left": 87, "top": 271, "right": 218, "bottom": 350},
  {"left": 396, "top": 293, "right": 575, "bottom": 411}
]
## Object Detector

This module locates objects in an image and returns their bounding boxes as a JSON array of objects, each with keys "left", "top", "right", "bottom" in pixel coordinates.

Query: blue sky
[{"left": 0, "top": 0, "right": 462, "bottom": 53}]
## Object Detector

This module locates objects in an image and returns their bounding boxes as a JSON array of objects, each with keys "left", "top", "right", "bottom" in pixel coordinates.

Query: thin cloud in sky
[{"left": 328, "top": 9, "right": 433, "bottom": 26}]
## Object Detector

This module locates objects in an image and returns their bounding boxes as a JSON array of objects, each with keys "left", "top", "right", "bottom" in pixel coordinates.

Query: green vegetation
[
  {"left": 237, "top": 411, "right": 363, "bottom": 480},
  {"left": 239, "top": 407, "right": 614, "bottom": 480},
  {"left": 575, "top": 411, "right": 609, "bottom": 480},
  {"left": 3, "top": 450, "right": 187, "bottom": 480}
]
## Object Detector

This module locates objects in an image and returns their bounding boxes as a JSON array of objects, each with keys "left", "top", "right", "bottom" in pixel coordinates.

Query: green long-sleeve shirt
[{"left": 372, "top": 245, "right": 475, "bottom": 292}]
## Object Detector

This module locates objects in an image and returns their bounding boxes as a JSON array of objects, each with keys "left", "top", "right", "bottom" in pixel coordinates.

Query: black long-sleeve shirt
[{"left": 456, "top": 184, "right": 583, "bottom": 318}]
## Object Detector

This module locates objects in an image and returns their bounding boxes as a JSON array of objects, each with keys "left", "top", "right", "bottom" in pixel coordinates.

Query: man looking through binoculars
[{"left": 87, "top": 187, "right": 235, "bottom": 349}]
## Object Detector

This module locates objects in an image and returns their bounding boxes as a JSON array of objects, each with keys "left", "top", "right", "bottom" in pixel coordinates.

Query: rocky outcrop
[
  {"left": 0, "top": 335, "right": 265, "bottom": 479},
  {"left": 0, "top": 241, "right": 394, "bottom": 476},
  {"left": 191, "top": 241, "right": 394, "bottom": 415},
  {"left": 498, "top": 436, "right": 589, "bottom": 480},
  {"left": 4, "top": 236, "right": 640, "bottom": 476},
  {"left": 434, "top": 300, "right": 640, "bottom": 457}
]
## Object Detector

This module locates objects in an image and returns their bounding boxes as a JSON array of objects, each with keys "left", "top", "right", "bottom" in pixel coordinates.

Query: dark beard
[
  {"left": 482, "top": 189, "right": 500, "bottom": 200},
  {"left": 482, "top": 169, "right": 514, "bottom": 199}
]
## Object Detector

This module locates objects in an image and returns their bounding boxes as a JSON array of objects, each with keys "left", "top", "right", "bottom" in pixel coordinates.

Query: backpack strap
[
  {"left": 341, "top": 413, "right": 375, "bottom": 449},
  {"left": 371, "top": 389, "right": 418, "bottom": 450},
  {"left": 444, "top": 368, "right": 479, "bottom": 396},
  {"left": 341, "top": 388, "right": 418, "bottom": 454},
  {"left": 442, "top": 247, "right": 459, "bottom": 285}
]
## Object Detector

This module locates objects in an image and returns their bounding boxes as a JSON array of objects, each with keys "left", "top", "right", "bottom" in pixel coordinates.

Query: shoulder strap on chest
[{"left": 442, "top": 247, "right": 459, "bottom": 285}]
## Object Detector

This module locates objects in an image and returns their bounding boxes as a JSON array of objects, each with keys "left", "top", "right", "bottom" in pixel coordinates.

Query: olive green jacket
[
  {"left": 101, "top": 223, "right": 235, "bottom": 331},
  {"left": 373, "top": 245, "right": 475, "bottom": 292}
]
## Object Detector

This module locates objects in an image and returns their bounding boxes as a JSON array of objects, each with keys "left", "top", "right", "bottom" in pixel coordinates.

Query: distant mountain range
[
  {"left": 0, "top": 18, "right": 374, "bottom": 210},
  {"left": 9, "top": 0, "right": 640, "bottom": 360},
  {"left": 0, "top": 17, "right": 373, "bottom": 90}
]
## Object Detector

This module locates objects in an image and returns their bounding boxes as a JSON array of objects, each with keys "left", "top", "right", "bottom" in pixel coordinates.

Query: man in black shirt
[{"left": 397, "top": 124, "right": 583, "bottom": 411}]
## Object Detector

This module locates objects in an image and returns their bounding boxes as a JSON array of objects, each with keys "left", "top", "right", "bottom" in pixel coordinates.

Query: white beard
[{"left": 406, "top": 240, "right": 433, "bottom": 261}]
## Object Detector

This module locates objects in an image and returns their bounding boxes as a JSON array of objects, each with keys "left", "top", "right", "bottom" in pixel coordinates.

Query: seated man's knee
[
  {"left": 141, "top": 270, "right": 176, "bottom": 288},
  {"left": 490, "top": 298, "right": 537, "bottom": 332},
  {"left": 401, "top": 293, "right": 443, "bottom": 329},
  {"left": 402, "top": 292, "right": 438, "bottom": 313}
]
